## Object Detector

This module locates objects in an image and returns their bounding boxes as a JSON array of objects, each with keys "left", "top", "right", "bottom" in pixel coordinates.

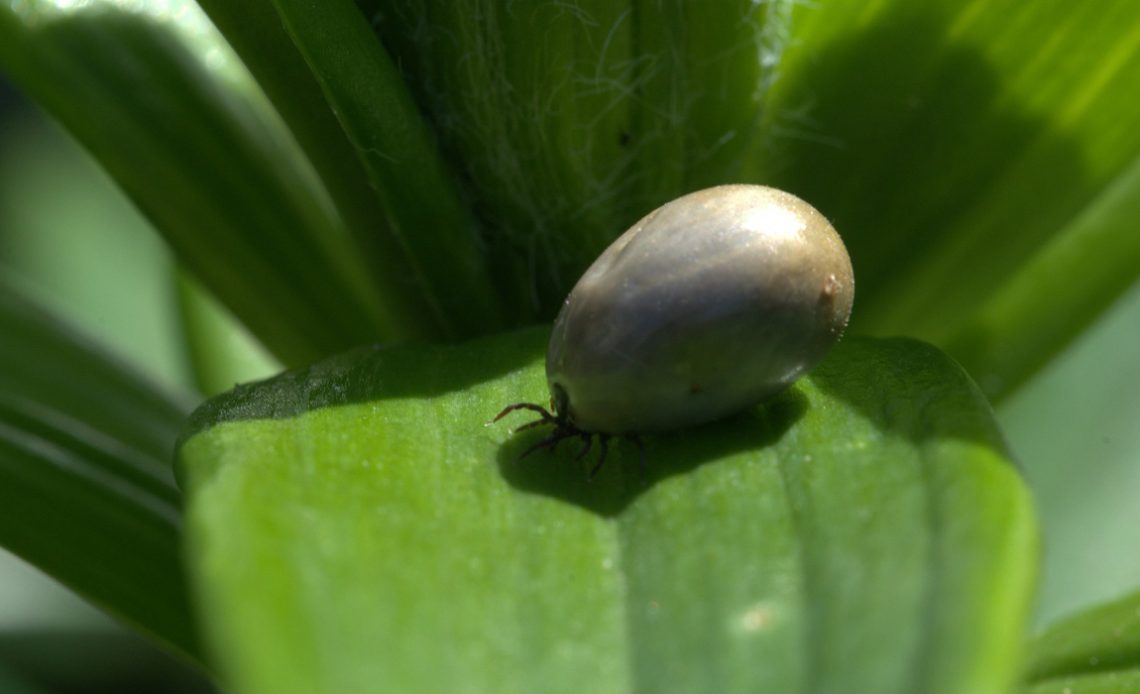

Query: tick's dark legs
[
  {"left": 587, "top": 436, "right": 610, "bottom": 480},
  {"left": 492, "top": 402, "right": 558, "bottom": 431},
  {"left": 512, "top": 417, "right": 557, "bottom": 434},
  {"left": 492, "top": 401, "right": 579, "bottom": 461},
  {"left": 517, "top": 425, "right": 578, "bottom": 460},
  {"left": 493, "top": 403, "right": 648, "bottom": 480}
]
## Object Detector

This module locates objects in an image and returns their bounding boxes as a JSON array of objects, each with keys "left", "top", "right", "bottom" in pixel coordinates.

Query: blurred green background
[
  {"left": 0, "top": 82, "right": 212, "bottom": 693},
  {"left": 2, "top": 37, "right": 1139, "bottom": 689}
]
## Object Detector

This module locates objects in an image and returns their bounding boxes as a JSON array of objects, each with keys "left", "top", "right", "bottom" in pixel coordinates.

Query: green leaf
[
  {"left": 1022, "top": 590, "right": 1140, "bottom": 693},
  {"left": 268, "top": 0, "right": 507, "bottom": 336},
  {"left": 756, "top": 0, "right": 1140, "bottom": 399},
  {"left": 0, "top": 663, "right": 44, "bottom": 694},
  {"left": 0, "top": 280, "right": 200, "bottom": 662},
  {"left": 0, "top": 110, "right": 192, "bottom": 394},
  {"left": 196, "top": 0, "right": 509, "bottom": 337},
  {"left": 188, "top": 0, "right": 455, "bottom": 337},
  {"left": 1024, "top": 672, "right": 1140, "bottom": 694},
  {"left": 178, "top": 330, "right": 1036, "bottom": 693},
  {"left": 0, "top": 2, "right": 400, "bottom": 364}
]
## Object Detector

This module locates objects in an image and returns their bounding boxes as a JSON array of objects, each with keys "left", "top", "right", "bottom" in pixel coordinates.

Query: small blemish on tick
[{"left": 820, "top": 273, "right": 841, "bottom": 301}]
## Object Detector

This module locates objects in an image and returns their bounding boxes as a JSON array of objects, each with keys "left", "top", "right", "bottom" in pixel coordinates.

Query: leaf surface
[{"left": 179, "top": 330, "right": 1036, "bottom": 693}]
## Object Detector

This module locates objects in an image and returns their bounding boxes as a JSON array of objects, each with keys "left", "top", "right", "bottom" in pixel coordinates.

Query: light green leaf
[
  {"left": 1022, "top": 590, "right": 1140, "bottom": 694},
  {"left": 0, "top": 281, "right": 199, "bottom": 662},
  {"left": 0, "top": 110, "right": 191, "bottom": 394},
  {"left": 179, "top": 330, "right": 1036, "bottom": 693}
]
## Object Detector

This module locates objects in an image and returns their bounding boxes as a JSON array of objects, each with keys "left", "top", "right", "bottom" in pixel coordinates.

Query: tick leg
[
  {"left": 492, "top": 402, "right": 556, "bottom": 424},
  {"left": 574, "top": 433, "right": 593, "bottom": 461},
  {"left": 518, "top": 426, "right": 576, "bottom": 460},
  {"left": 587, "top": 435, "right": 611, "bottom": 480},
  {"left": 512, "top": 417, "right": 555, "bottom": 433}
]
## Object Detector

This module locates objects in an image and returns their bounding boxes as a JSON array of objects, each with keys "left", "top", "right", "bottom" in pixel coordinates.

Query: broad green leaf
[
  {"left": 179, "top": 330, "right": 1036, "bottom": 693},
  {"left": 947, "top": 153, "right": 1140, "bottom": 399},
  {"left": 756, "top": 0, "right": 1140, "bottom": 399},
  {"left": 0, "top": 1, "right": 400, "bottom": 364},
  {"left": 1022, "top": 590, "right": 1140, "bottom": 694},
  {"left": 0, "top": 281, "right": 199, "bottom": 662}
]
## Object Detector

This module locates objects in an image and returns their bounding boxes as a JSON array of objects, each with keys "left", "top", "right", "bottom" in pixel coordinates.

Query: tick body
[{"left": 497, "top": 184, "right": 854, "bottom": 472}]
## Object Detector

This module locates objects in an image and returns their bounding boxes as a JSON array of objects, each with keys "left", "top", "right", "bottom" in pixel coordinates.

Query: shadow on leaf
[{"left": 495, "top": 386, "right": 808, "bottom": 517}]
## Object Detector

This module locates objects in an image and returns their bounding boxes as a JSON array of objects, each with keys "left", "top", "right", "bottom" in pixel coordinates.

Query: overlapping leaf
[{"left": 0, "top": 282, "right": 199, "bottom": 661}]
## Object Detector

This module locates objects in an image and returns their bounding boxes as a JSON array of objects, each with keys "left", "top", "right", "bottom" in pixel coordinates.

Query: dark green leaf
[
  {"left": 0, "top": 3, "right": 399, "bottom": 364},
  {"left": 190, "top": 0, "right": 447, "bottom": 337},
  {"left": 1023, "top": 671, "right": 1140, "bottom": 694},
  {"left": 199, "top": 0, "right": 508, "bottom": 337},
  {"left": 373, "top": 1, "right": 783, "bottom": 315},
  {"left": 179, "top": 330, "right": 1036, "bottom": 693},
  {"left": 0, "top": 663, "right": 44, "bottom": 694}
]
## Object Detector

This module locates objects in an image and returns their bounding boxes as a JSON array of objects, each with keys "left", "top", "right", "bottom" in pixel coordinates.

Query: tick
[{"left": 495, "top": 184, "right": 854, "bottom": 477}]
